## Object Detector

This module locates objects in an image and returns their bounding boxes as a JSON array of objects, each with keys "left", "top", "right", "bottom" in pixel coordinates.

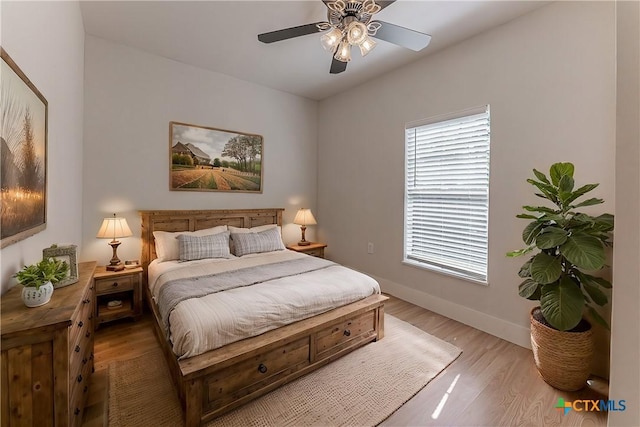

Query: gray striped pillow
[
  {"left": 231, "top": 227, "right": 285, "bottom": 257},
  {"left": 177, "top": 231, "right": 231, "bottom": 261}
]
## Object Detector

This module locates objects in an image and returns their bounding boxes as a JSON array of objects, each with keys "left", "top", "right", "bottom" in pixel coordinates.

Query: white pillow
[
  {"left": 231, "top": 227, "right": 286, "bottom": 257},
  {"left": 153, "top": 225, "right": 227, "bottom": 262},
  {"left": 228, "top": 224, "right": 280, "bottom": 255}
]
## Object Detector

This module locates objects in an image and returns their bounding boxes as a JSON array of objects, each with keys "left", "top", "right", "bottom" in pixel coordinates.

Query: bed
[{"left": 139, "top": 208, "right": 388, "bottom": 426}]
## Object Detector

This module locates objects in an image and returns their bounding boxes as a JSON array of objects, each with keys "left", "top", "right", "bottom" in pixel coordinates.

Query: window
[{"left": 404, "top": 105, "right": 490, "bottom": 283}]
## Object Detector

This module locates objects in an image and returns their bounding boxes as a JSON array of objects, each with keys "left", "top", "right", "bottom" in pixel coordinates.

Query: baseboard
[{"left": 375, "top": 275, "right": 532, "bottom": 349}]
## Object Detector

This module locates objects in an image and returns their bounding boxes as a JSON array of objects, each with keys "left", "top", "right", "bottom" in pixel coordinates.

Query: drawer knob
[
  {"left": 258, "top": 364, "right": 268, "bottom": 374},
  {"left": 77, "top": 374, "right": 83, "bottom": 383},
  {"left": 78, "top": 321, "right": 84, "bottom": 328},
  {"left": 74, "top": 408, "right": 80, "bottom": 416},
  {"left": 82, "top": 357, "right": 88, "bottom": 365},
  {"left": 75, "top": 345, "right": 81, "bottom": 353},
  {"left": 112, "top": 282, "right": 119, "bottom": 287},
  {"left": 343, "top": 329, "right": 351, "bottom": 337}
]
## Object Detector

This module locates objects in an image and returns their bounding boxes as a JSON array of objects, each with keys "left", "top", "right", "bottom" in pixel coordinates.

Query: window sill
[{"left": 402, "top": 258, "right": 488, "bottom": 286}]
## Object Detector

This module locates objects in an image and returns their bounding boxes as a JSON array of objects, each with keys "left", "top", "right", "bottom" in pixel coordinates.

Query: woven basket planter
[{"left": 529, "top": 307, "right": 593, "bottom": 391}]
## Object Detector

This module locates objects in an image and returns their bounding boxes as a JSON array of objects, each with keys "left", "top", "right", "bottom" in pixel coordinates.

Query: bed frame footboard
[{"left": 146, "top": 290, "right": 387, "bottom": 426}]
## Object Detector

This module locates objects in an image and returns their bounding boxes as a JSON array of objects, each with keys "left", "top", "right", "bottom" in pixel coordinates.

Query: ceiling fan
[{"left": 257, "top": 0, "right": 432, "bottom": 74}]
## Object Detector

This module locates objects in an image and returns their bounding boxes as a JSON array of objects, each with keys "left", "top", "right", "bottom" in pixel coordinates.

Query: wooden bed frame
[{"left": 139, "top": 208, "right": 388, "bottom": 426}]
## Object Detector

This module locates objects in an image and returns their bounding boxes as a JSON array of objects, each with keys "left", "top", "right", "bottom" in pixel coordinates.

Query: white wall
[
  {"left": 0, "top": 1, "right": 85, "bottom": 293},
  {"left": 609, "top": 1, "right": 640, "bottom": 425},
  {"left": 318, "top": 1, "right": 616, "bottom": 375},
  {"left": 81, "top": 36, "right": 318, "bottom": 265}
]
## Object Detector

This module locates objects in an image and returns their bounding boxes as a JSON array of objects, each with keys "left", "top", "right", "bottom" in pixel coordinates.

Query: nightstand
[
  {"left": 286, "top": 242, "right": 327, "bottom": 258},
  {"left": 94, "top": 266, "right": 143, "bottom": 326}
]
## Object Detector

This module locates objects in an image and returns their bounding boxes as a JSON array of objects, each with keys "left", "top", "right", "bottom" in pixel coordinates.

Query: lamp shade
[
  {"left": 346, "top": 22, "right": 367, "bottom": 45},
  {"left": 96, "top": 215, "right": 133, "bottom": 241},
  {"left": 321, "top": 28, "right": 343, "bottom": 51},
  {"left": 293, "top": 209, "right": 317, "bottom": 226},
  {"left": 359, "top": 36, "right": 377, "bottom": 56},
  {"left": 334, "top": 40, "right": 352, "bottom": 62}
]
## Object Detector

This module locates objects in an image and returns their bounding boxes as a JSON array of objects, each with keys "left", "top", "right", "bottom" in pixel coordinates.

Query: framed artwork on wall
[
  {"left": 42, "top": 244, "right": 78, "bottom": 288},
  {"left": 169, "top": 121, "right": 263, "bottom": 193},
  {"left": 1, "top": 47, "right": 48, "bottom": 248}
]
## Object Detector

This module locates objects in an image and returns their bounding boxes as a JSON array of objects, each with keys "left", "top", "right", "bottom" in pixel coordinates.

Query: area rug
[{"left": 108, "top": 315, "right": 461, "bottom": 427}]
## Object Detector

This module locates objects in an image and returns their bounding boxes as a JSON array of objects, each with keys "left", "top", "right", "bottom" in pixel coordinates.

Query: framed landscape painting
[
  {"left": 169, "top": 121, "right": 263, "bottom": 193},
  {"left": 1, "top": 48, "right": 48, "bottom": 248}
]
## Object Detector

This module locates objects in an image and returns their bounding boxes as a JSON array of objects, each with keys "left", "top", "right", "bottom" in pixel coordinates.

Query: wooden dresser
[{"left": 1, "top": 261, "right": 96, "bottom": 427}]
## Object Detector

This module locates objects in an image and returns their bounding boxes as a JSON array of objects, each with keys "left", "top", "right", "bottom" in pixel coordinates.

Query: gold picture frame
[
  {"left": 169, "top": 121, "right": 263, "bottom": 193},
  {"left": 43, "top": 244, "right": 78, "bottom": 288},
  {"left": 1, "top": 48, "right": 48, "bottom": 248}
]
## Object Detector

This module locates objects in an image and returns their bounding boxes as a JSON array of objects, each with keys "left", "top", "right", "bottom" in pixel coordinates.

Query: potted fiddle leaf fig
[
  {"left": 14, "top": 258, "right": 69, "bottom": 307},
  {"left": 507, "top": 162, "right": 613, "bottom": 391}
]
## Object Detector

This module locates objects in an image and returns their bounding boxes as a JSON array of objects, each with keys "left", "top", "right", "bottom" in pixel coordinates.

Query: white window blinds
[{"left": 404, "top": 106, "right": 490, "bottom": 283}]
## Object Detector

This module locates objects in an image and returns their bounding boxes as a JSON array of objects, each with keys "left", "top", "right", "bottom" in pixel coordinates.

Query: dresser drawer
[
  {"left": 70, "top": 350, "right": 93, "bottom": 427},
  {"left": 70, "top": 289, "right": 93, "bottom": 352},
  {"left": 95, "top": 275, "right": 134, "bottom": 294},
  {"left": 315, "top": 310, "right": 376, "bottom": 360},
  {"left": 70, "top": 327, "right": 93, "bottom": 383},
  {"left": 204, "top": 336, "right": 310, "bottom": 410}
]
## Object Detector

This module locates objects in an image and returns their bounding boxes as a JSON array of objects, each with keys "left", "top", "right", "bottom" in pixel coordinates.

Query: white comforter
[{"left": 148, "top": 250, "right": 380, "bottom": 359}]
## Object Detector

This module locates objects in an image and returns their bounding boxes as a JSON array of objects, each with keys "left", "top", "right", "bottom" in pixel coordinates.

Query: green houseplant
[
  {"left": 507, "top": 162, "right": 613, "bottom": 390},
  {"left": 14, "top": 258, "right": 69, "bottom": 307}
]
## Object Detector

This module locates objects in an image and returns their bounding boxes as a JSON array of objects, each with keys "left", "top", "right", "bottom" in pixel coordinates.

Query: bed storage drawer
[
  {"left": 314, "top": 310, "right": 376, "bottom": 360},
  {"left": 204, "top": 336, "right": 310, "bottom": 410}
]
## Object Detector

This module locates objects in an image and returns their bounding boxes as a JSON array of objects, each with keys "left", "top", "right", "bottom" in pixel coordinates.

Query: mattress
[{"left": 148, "top": 250, "right": 381, "bottom": 359}]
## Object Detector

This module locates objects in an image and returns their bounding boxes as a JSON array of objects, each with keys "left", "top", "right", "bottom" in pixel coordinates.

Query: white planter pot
[{"left": 21, "top": 281, "right": 54, "bottom": 307}]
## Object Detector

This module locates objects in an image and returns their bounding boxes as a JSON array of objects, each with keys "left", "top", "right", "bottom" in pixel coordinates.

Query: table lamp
[
  {"left": 96, "top": 214, "right": 133, "bottom": 271},
  {"left": 293, "top": 208, "right": 317, "bottom": 246}
]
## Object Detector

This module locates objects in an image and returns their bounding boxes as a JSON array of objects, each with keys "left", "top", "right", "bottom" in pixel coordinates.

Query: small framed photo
[{"left": 42, "top": 244, "right": 78, "bottom": 288}]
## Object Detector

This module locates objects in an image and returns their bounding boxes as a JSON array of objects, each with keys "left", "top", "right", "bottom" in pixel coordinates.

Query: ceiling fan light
[
  {"left": 359, "top": 36, "right": 377, "bottom": 57},
  {"left": 321, "top": 28, "right": 343, "bottom": 51},
  {"left": 346, "top": 22, "right": 367, "bottom": 45},
  {"left": 334, "top": 40, "right": 352, "bottom": 62}
]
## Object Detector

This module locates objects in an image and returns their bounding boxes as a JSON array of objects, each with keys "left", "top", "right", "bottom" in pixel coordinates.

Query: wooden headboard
[{"left": 139, "top": 208, "right": 284, "bottom": 274}]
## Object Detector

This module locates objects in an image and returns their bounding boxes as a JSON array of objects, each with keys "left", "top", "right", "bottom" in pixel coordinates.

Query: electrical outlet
[{"left": 367, "top": 242, "right": 374, "bottom": 254}]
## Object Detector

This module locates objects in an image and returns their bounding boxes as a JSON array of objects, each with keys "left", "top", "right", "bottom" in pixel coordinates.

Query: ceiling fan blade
[
  {"left": 370, "top": 20, "right": 432, "bottom": 51},
  {"left": 376, "top": 1, "right": 397, "bottom": 11},
  {"left": 330, "top": 58, "right": 347, "bottom": 74},
  {"left": 258, "top": 23, "right": 326, "bottom": 44}
]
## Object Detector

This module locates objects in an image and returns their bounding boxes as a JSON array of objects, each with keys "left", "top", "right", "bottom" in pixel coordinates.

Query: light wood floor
[{"left": 82, "top": 295, "right": 608, "bottom": 426}]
